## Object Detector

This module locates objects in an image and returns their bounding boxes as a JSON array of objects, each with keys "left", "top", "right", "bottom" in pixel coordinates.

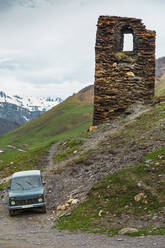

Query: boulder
[{"left": 119, "top": 227, "right": 138, "bottom": 235}]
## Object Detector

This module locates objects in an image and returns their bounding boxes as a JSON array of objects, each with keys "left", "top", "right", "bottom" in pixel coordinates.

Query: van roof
[{"left": 11, "top": 170, "right": 41, "bottom": 178}]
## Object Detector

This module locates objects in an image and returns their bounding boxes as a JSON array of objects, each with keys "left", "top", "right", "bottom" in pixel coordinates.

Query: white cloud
[
  {"left": 0, "top": 74, "right": 88, "bottom": 99},
  {"left": 0, "top": 0, "right": 164, "bottom": 98}
]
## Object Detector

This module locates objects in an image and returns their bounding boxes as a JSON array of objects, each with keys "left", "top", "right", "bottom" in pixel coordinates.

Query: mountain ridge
[
  {"left": 0, "top": 91, "right": 63, "bottom": 125},
  {"left": 0, "top": 91, "right": 63, "bottom": 112}
]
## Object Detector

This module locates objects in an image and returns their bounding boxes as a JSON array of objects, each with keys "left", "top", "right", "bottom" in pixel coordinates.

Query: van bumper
[{"left": 8, "top": 202, "right": 46, "bottom": 210}]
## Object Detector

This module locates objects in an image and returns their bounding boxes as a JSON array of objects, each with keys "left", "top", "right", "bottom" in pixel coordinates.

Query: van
[{"left": 8, "top": 170, "right": 46, "bottom": 216}]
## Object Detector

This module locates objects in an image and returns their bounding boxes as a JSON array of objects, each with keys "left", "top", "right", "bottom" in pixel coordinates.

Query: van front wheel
[
  {"left": 9, "top": 209, "right": 16, "bottom": 216},
  {"left": 41, "top": 206, "right": 46, "bottom": 214}
]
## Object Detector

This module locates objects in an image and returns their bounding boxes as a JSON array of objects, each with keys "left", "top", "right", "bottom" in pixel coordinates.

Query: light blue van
[{"left": 8, "top": 170, "right": 46, "bottom": 216}]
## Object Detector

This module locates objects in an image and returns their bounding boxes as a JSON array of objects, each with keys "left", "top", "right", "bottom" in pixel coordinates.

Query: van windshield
[{"left": 11, "top": 175, "right": 42, "bottom": 190}]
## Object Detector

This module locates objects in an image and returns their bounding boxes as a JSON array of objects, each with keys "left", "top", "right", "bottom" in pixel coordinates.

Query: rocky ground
[
  {"left": 45, "top": 104, "right": 165, "bottom": 223},
  {"left": 1, "top": 198, "right": 165, "bottom": 248},
  {"left": 1, "top": 104, "right": 165, "bottom": 247}
]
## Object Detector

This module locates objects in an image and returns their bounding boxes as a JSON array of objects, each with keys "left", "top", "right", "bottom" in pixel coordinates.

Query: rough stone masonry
[{"left": 93, "top": 16, "right": 156, "bottom": 125}]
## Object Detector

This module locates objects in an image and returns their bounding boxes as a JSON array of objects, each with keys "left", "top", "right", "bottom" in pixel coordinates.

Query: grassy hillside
[
  {"left": 54, "top": 102, "right": 165, "bottom": 236},
  {"left": 56, "top": 149, "right": 165, "bottom": 236},
  {"left": 0, "top": 86, "right": 93, "bottom": 178},
  {"left": 0, "top": 118, "right": 19, "bottom": 136}
]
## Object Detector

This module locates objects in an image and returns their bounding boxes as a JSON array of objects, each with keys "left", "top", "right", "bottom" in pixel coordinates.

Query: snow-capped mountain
[
  {"left": 0, "top": 91, "right": 63, "bottom": 125},
  {"left": 0, "top": 91, "right": 62, "bottom": 112}
]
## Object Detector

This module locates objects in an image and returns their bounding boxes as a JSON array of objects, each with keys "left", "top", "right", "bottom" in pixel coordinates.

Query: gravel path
[{"left": 1, "top": 198, "right": 165, "bottom": 248}]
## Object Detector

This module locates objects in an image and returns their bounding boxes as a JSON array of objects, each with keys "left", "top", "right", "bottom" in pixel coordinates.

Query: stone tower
[{"left": 93, "top": 16, "right": 156, "bottom": 125}]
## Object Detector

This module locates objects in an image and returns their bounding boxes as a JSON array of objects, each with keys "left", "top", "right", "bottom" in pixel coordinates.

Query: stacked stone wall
[{"left": 93, "top": 16, "right": 156, "bottom": 125}]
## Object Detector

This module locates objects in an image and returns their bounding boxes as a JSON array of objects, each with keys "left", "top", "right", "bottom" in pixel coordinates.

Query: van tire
[
  {"left": 41, "top": 205, "right": 46, "bottom": 213},
  {"left": 9, "top": 209, "right": 16, "bottom": 216}
]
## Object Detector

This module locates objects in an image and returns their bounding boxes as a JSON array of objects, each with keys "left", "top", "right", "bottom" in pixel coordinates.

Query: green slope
[
  {"left": 0, "top": 88, "right": 93, "bottom": 178},
  {"left": 0, "top": 93, "right": 93, "bottom": 149}
]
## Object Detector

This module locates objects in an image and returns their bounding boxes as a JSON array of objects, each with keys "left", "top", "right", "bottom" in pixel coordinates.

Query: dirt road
[
  {"left": 2, "top": 171, "right": 165, "bottom": 248},
  {"left": 1, "top": 198, "right": 165, "bottom": 248}
]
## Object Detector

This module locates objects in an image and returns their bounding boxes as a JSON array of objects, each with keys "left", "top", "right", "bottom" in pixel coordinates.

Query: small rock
[
  {"left": 17, "top": 149, "right": 25, "bottom": 152},
  {"left": 119, "top": 227, "right": 138, "bottom": 235},
  {"left": 57, "top": 205, "right": 66, "bottom": 211},
  {"left": 65, "top": 212, "right": 71, "bottom": 217},
  {"left": 71, "top": 199, "right": 79, "bottom": 204},
  {"left": 137, "top": 182, "right": 142, "bottom": 187},
  {"left": 59, "top": 212, "right": 71, "bottom": 218},
  {"left": 152, "top": 215, "right": 158, "bottom": 220},
  {"left": 67, "top": 198, "right": 73, "bottom": 204},
  {"left": 66, "top": 198, "right": 79, "bottom": 205},
  {"left": 126, "top": 72, "right": 135, "bottom": 77},
  {"left": 146, "top": 159, "right": 152, "bottom": 163},
  {"left": 98, "top": 210, "right": 103, "bottom": 216},
  {"left": 134, "top": 193, "right": 146, "bottom": 202}
]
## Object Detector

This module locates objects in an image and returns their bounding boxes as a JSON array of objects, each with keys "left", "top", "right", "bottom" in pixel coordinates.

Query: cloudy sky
[{"left": 0, "top": 0, "right": 164, "bottom": 99}]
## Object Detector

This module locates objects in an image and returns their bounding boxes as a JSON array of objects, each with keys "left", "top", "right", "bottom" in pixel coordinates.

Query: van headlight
[
  {"left": 38, "top": 198, "right": 43, "bottom": 203},
  {"left": 11, "top": 200, "right": 16, "bottom": 206}
]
